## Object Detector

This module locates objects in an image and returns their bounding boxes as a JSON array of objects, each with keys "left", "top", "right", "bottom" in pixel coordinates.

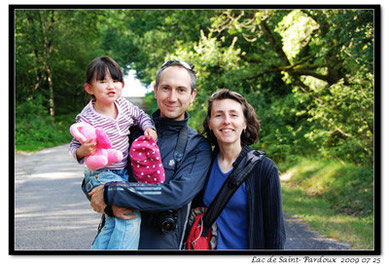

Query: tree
[
  {"left": 166, "top": 9, "right": 374, "bottom": 167},
  {"left": 98, "top": 9, "right": 220, "bottom": 84},
  {"left": 15, "top": 9, "right": 104, "bottom": 119}
]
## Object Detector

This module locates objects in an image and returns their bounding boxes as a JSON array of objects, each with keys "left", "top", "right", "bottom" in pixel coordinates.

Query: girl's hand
[
  {"left": 144, "top": 127, "right": 158, "bottom": 142},
  {"left": 76, "top": 138, "right": 97, "bottom": 159}
]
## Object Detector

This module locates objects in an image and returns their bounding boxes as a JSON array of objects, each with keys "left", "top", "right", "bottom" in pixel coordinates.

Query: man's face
[{"left": 154, "top": 66, "right": 196, "bottom": 120}]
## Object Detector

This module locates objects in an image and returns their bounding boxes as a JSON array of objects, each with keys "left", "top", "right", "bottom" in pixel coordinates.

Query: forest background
[{"left": 13, "top": 7, "right": 376, "bottom": 250}]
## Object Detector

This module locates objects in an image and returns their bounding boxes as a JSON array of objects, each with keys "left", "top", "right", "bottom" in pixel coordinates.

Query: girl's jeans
[{"left": 84, "top": 168, "right": 141, "bottom": 250}]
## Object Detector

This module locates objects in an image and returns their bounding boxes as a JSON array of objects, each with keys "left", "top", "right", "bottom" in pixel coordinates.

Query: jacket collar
[
  {"left": 232, "top": 145, "right": 252, "bottom": 169},
  {"left": 152, "top": 110, "right": 189, "bottom": 132}
]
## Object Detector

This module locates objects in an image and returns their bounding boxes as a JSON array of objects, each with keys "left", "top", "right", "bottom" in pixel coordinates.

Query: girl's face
[
  {"left": 84, "top": 70, "right": 124, "bottom": 106},
  {"left": 208, "top": 98, "right": 247, "bottom": 147}
]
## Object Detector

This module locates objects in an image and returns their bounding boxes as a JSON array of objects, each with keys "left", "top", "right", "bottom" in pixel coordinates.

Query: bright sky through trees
[{"left": 122, "top": 69, "right": 147, "bottom": 97}]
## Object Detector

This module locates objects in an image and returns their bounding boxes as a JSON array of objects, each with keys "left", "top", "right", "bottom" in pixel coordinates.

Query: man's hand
[
  {"left": 89, "top": 185, "right": 137, "bottom": 220},
  {"left": 89, "top": 185, "right": 106, "bottom": 213},
  {"left": 112, "top": 205, "right": 137, "bottom": 220}
]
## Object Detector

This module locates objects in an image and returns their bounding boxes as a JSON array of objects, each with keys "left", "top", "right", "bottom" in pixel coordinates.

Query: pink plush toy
[{"left": 70, "top": 122, "right": 123, "bottom": 171}]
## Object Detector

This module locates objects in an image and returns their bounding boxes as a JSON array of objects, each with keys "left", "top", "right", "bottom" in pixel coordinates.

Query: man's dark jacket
[{"left": 100, "top": 110, "right": 212, "bottom": 249}]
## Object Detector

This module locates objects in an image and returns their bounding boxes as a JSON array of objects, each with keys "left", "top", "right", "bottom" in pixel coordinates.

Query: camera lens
[
  {"left": 161, "top": 218, "right": 176, "bottom": 232},
  {"left": 157, "top": 210, "right": 177, "bottom": 233}
]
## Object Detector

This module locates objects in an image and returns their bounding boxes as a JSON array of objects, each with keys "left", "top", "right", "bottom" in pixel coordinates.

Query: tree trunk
[
  {"left": 47, "top": 68, "right": 55, "bottom": 124},
  {"left": 259, "top": 19, "right": 311, "bottom": 92},
  {"left": 42, "top": 10, "right": 55, "bottom": 124}
]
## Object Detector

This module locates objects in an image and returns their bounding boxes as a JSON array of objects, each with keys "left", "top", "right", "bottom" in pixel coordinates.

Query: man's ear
[
  {"left": 189, "top": 88, "right": 197, "bottom": 104},
  {"left": 154, "top": 84, "right": 158, "bottom": 99},
  {"left": 84, "top": 83, "right": 94, "bottom": 95}
]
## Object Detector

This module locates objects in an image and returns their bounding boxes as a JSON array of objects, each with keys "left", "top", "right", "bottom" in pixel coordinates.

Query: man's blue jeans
[{"left": 84, "top": 168, "right": 141, "bottom": 250}]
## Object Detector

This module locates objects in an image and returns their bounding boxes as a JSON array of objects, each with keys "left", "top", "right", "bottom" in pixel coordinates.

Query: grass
[
  {"left": 280, "top": 157, "right": 374, "bottom": 250},
  {"left": 15, "top": 113, "right": 74, "bottom": 152}
]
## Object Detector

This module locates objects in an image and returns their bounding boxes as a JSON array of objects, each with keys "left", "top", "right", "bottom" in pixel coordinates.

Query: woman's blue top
[{"left": 203, "top": 159, "right": 248, "bottom": 249}]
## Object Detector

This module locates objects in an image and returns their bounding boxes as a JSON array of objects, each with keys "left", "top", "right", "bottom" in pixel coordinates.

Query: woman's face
[{"left": 208, "top": 98, "right": 247, "bottom": 147}]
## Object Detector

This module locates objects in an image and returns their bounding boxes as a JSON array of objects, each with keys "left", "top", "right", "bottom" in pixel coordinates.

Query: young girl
[{"left": 69, "top": 56, "right": 157, "bottom": 250}]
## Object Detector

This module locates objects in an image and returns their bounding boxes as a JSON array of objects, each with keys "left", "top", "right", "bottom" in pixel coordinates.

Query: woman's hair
[
  {"left": 202, "top": 89, "right": 261, "bottom": 147},
  {"left": 85, "top": 56, "right": 124, "bottom": 84}
]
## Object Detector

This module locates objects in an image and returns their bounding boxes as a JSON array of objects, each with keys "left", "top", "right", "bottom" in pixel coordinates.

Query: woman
[{"left": 201, "top": 89, "right": 286, "bottom": 250}]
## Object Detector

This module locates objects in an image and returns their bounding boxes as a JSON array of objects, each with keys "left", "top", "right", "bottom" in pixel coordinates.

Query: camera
[{"left": 156, "top": 210, "right": 177, "bottom": 233}]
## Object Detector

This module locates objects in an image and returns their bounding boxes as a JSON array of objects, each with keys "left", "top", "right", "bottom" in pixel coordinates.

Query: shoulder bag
[{"left": 185, "top": 150, "right": 265, "bottom": 250}]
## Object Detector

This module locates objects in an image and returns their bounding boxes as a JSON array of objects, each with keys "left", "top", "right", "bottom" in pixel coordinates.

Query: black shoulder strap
[
  {"left": 202, "top": 150, "right": 265, "bottom": 236},
  {"left": 173, "top": 125, "right": 189, "bottom": 168}
]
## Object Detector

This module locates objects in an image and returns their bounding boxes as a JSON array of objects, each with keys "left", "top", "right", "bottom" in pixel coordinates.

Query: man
[{"left": 87, "top": 60, "right": 212, "bottom": 249}]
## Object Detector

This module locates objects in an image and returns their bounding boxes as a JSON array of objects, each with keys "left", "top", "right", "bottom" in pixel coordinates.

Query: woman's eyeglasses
[{"left": 160, "top": 60, "right": 194, "bottom": 72}]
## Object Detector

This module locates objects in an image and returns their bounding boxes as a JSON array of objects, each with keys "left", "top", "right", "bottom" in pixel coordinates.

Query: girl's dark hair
[
  {"left": 202, "top": 89, "right": 261, "bottom": 147},
  {"left": 85, "top": 56, "right": 124, "bottom": 84}
]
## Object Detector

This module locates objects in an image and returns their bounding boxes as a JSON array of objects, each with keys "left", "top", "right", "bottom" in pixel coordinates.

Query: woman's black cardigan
[{"left": 192, "top": 145, "right": 286, "bottom": 249}]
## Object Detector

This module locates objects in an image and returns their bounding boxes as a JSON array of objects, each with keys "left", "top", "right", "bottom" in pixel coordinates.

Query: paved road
[
  {"left": 13, "top": 144, "right": 350, "bottom": 251},
  {"left": 14, "top": 145, "right": 101, "bottom": 250}
]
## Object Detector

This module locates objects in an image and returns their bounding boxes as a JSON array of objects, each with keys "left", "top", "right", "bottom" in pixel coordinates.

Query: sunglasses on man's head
[
  {"left": 160, "top": 60, "right": 194, "bottom": 72},
  {"left": 211, "top": 90, "right": 243, "bottom": 98}
]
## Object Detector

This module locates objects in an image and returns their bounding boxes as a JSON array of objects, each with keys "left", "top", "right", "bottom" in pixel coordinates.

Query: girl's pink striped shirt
[{"left": 69, "top": 97, "right": 155, "bottom": 170}]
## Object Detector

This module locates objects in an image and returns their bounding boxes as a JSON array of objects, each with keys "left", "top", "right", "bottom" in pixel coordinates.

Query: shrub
[{"left": 15, "top": 97, "right": 76, "bottom": 152}]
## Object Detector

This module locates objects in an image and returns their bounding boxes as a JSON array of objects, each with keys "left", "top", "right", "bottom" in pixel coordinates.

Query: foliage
[
  {"left": 15, "top": 9, "right": 108, "bottom": 150},
  {"left": 15, "top": 96, "right": 75, "bottom": 151},
  {"left": 15, "top": 10, "right": 105, "bottom": 118},
  {"left": 138, "top": 9, "right": 374, "bottom": 170},
  {"left": 14, "top": 9, "right": 374, "bottom": 168},
  {"left": 302, "top": 77, "right": 374, "bottom": 167},
  {"left": 98, "top": 9, "right": 219, "bottom": 85}
]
